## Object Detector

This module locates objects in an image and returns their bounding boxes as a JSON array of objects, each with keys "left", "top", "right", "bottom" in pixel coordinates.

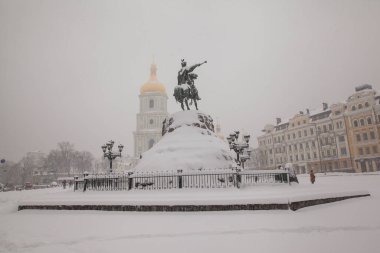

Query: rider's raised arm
[
  {"left": 188, "top": 63, "right": 201, "bottom": 73},
  {"left": 188, "top": 61, "right": 207, "bottom": 73}
]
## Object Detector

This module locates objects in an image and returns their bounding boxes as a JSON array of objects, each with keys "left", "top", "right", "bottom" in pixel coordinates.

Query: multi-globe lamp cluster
[{"left": 227, "top": 131, "right": 251, "bottom": 169}]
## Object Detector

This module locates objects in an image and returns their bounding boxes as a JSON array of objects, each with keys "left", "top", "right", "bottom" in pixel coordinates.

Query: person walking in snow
[{"left": 310, "top": 170, "right": 315, "bottom": 184}]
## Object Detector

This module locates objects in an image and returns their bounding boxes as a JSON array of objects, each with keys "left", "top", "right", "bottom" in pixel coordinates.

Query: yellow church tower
[{"left": 133, "top": 63, "right": 168, "bottom": 158}]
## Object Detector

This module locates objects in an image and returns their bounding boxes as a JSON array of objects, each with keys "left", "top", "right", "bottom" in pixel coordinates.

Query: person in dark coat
[{"left": 310, "top": 170, "right": 316, "bottom": 184}]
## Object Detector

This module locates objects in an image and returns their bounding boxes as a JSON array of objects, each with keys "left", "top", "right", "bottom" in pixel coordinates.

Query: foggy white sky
[{"left": 1, "top": 0, "right": 380, "bottom": 162}]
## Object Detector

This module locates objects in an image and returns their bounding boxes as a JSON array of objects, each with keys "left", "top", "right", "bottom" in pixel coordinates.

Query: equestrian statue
[{"left": 174, "top": 59, "right": 207, "bottom": 110}]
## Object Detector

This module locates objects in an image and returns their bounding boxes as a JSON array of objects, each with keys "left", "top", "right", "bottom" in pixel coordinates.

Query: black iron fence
[{"left": 74, "top": 169, "right": 290, "bottom": 192}]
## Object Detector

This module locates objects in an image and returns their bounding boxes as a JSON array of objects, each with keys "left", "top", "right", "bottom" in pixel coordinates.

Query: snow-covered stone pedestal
[{"left": 133, "top": 111, "right": 236, "bottom": 172}]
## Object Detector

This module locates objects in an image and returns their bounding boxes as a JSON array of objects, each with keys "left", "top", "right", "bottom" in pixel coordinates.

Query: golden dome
[{"left": 140, "top": 63, "right": 166, "bottom": 94}]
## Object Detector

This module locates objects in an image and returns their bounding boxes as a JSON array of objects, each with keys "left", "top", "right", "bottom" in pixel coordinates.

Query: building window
[
  {"left": 365, "top": 102, "right": 369, "bottom": 107},
  {"left": 313, "top": 152, "right": 317, "bottom": 158},
  {"left": 367, "top": 117, "right": 372, "bottom": 125},
  {"left": 312, "top": 141, "right": 316, "bottom": 147},
  {"left": 363, "top": 133, "right": 368, "bottom": 141},
  {"left": 327, "top": 150, "right": 331, "bottom": 157},
  {"left": 329, "top": 124, "right": 333, "bottom": 131},
  {"left": 295, "top": 155, "right": 298, "bottom": 161},
  {"left": 360, "top": 119, "right": 365, "bottom": 126},
  {"left": 356, "top": 134, "right": 361, "bottom": 142},
  {"left": 370, "top": 131, "right": 375, "bottom": 140},
  {"left": 358, "top": 104, "right": 363, "bottom": 109},
  {"left": 290, "top": 155, "right": 293, "bottom": 162},
  {"left": 301, "top": 154, "right": 304, "bottom": 160},
  {"left": 307, "top": 153, "right": 311, "bottom": 160},
  {"left": 149, "top": 119, "right": 154, "bottom": 125},
  {"left": 353, "top": 120, "right": 358, "bottom": 127},
  {"left": 339, "top": 135, "right": 345, "bottom": 142},
  {"left": 352, "top": 105, "right": 356, "bottom": 111},
  {"left": 341, "top": 147, "right": 347, "bottom": 155},
  {"left": 149, "top": 99, "right": 154, "bottom": 108},
  {"left": 299, "top": 143, "right": 303, "bottom": 149},
  {"left": 373, "top": 146, "right": 378, "bottom": 154},
  {"left": 366, "top": 147, "right": 370, "bottom": 155},
  {"left": 294, "top": 145, "right": 297, "bottom": 150},
  {"left": 298, "top": 131, "right": 301, "bottom": 138},
  {"left": 293, "top": 133, "right": 296, "bottom": 139},
  {"left": 359, "top": 148, "right": 363, "bottom": 155},
  {"left": 306, "top": 142, "right": 309, "bottom": 148},
  {"left": 289, "top": 145, "right": 292, "bottom": 151},
  {"left": 310, "top": 128, "right": 314, "bottom": 135}
]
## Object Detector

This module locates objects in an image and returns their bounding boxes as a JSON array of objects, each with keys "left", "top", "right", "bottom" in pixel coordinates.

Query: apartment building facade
[{"left": 257, "top": 85, "right": 380, "bottom": 174}]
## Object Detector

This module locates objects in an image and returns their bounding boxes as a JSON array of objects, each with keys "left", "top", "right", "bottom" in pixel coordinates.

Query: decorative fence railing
[{"left": 74, "top": 169, "right": 291, "bottom": 192}]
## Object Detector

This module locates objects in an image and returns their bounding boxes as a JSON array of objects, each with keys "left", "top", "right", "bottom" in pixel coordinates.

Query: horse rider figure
[{"left": 174, "top": 59, "right": 207, "bottom": 110}]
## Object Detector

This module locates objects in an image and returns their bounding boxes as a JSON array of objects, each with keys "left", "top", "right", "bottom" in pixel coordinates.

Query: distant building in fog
[{"left": 257, "top": 85, "right": 380, "bottom": 174}]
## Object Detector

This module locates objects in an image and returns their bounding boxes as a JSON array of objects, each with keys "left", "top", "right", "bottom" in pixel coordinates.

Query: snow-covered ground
[{"left": 1, "top": 174, "right": 380, "bottom": 253}]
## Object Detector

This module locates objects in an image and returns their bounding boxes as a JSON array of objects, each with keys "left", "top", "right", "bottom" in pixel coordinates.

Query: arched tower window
[
  {"left": 148, "top": 139, "right": 155, "bottom": 149},
  {"left": 149, "top": 99, "right": 154, "bottom": 108}
]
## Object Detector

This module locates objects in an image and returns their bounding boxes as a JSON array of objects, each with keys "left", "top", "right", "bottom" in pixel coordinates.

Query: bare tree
[
  {"left": 73, "top": 151, "right": 94, "bottom": 174},
  {"left": 45, "top": 142, "right": 94, "bottom": 175},
  {"left": 57, "top": 142, "right": 75, "bottom": 175}
]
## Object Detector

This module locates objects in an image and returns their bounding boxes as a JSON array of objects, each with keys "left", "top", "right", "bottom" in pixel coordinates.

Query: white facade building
[{"left": 133, "top": 63, "right": 168, "bottom": 158}]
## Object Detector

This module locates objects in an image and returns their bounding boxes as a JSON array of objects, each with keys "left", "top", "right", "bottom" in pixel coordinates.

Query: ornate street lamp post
[
  {"left": 101, "top": 140, "right": 124, "bottom": 173},
  {"left": 227, "top": 131, "right": 251, "bottom": 169}
]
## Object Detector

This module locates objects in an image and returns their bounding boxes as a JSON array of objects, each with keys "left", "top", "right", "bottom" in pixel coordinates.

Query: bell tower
[{"left": 133, "top": 63, "right": 168, "bottom": 158}]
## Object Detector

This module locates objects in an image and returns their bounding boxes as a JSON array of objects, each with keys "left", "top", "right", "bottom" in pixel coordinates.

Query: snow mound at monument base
[{"left": 133, "top": 111, "right": 236, "bottom": 173}]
